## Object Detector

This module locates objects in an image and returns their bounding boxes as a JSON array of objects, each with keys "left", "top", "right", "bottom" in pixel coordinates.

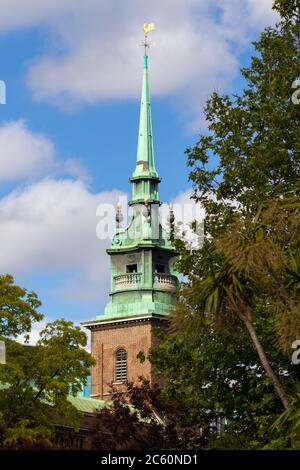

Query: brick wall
[{"left": 90, "top": 319, "right": 161, "bottom": 400}]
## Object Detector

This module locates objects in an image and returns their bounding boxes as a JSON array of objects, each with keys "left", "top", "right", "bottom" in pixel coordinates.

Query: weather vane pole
[{"left": 143, "top": 22, "right": 155, "bottom": 56}]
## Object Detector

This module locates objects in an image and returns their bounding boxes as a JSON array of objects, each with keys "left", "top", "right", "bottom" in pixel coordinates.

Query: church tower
[{"left": 83, "top": 42, "right": 179, "bottom": 400}]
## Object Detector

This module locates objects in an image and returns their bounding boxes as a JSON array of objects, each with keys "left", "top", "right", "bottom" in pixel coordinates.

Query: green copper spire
[
  {"left": 81, "top": 28, "right": 180, "bottom": 328},
  {"left": 130, "top": 54, "right": 160, "bottom": 204},
  {"left": 132, "top": 54, "right": 158, "bottom": 179}
]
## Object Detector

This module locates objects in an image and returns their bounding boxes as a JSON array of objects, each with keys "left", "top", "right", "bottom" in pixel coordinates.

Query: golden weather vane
[{"left": 142, "top": 22, "right": 155, "bottom": 55}]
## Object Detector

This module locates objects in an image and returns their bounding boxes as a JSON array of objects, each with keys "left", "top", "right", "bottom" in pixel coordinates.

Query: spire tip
[{"left": 142, "top": 22, "right": 155, "bottom": 58}]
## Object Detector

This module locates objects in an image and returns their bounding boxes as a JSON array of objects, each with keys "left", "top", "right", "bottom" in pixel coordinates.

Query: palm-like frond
[{"left": 272, "top": 383, "right": 300, "bottom": 440}]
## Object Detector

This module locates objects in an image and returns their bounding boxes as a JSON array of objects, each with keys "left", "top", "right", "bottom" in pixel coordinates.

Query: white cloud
[
  {"left": 17, "top": 319, "right": 49, "bottom": 346},
  {"left": 63, "top": 158, "right": 91, "bottom": 183},
  {"left": 26, "top": 17, "right": 237, "bottom": 103},
  {"left": 17, "top": 318, "right": 91, "bottom": 350},
  {"left": 213, "top": 0, "right": 278, "bottom": 44},
  {"left": 0, "top": 178, "right": 124, "bottom": 303},
  {"left": 0, "top": 120, "right": 92, "bottom": 183},
  {"left": 0, "top": 0, "right": 275, "bottom": 129},
  {"left": 171, "top": 189, "right": 205, "bottom": 249},
  {"left": 246, "top": 0, "right": 278, "bottom": 27},
  {"left": 0, "top": 179, "right": 203, "bottom": 306},
  {"left": 0, "top": 0, "right": 78, "bottom": 32},
  {"left": 0, "top": 120, "right": 56, "bottom": 181}
]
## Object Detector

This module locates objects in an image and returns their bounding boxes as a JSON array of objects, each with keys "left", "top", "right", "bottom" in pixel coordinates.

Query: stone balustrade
[
  {"left": 153, "top": 273, "right": 178, "bottom": 290},
  {"left": 113, "top": 272, "right": 178, "bottom": 291},
  {"left": 114, "top": 273, "right": 142, "bottom": 290}
]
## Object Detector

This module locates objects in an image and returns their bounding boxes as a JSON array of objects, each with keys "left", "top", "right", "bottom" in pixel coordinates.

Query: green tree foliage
[
  {"left": 0, "top": 274, "right": 42, "bottom": 338},
  {"left": 185, "top": 0, "right": 300, "bottom": 235},
  {"left": 150, "top": 0, "right": 300, "bottom": 448},
  {"left": 92, "top": 380, "right": 209, "bottom": 450},
  {"left": 0, "top": 275, "right": 95, "bottom": 447},
  {"left": 217, "top": 198, "right": 300, "bottom": 353},
  {"left": 176, "top": 199, "right": 300, "bottom": 412},
  {"left": 150, "top": 319, "right": 298, "bottom": 449}
]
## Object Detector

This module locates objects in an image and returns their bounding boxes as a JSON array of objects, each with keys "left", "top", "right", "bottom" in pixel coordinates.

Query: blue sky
[{"left": 0, "top": 0, "right": 278, "bottom": 335}]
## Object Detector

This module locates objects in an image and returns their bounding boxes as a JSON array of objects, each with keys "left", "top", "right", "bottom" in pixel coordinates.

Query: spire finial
[{"left": 142, "top": 22, "right": 155, "bottom": 57}]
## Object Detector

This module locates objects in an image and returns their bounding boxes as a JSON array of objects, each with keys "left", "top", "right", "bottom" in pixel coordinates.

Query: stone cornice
[{"left": 82, "top": 314, "right": 168, "bottom": 330}]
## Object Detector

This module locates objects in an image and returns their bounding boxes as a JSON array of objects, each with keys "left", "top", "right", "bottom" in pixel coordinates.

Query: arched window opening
[{"left": 115, "top": 348, "right": 127, "bottom": 382}]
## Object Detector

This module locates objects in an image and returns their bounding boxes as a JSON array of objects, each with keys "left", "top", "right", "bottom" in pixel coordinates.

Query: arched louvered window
[{"left": 115, "top": 348, "right": 127, "bottom": 382}]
